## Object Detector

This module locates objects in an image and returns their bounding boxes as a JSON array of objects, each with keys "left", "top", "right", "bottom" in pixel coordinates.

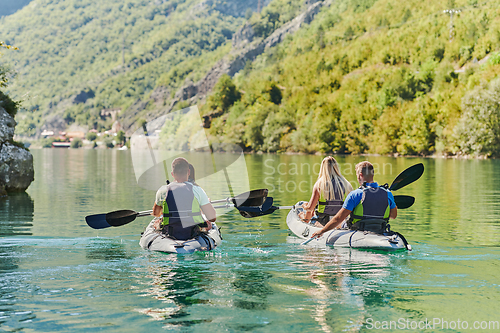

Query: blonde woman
[{"left": 299, "top": 156, "right": 353, "bottom": 227}]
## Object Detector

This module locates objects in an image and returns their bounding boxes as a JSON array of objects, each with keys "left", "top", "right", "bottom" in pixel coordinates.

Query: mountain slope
[
  {"left": 202, "top": 0, "right": 500, "bottom": 156},
  {"left": 0, "top": 0, "right": 264, "bottom": 135}
]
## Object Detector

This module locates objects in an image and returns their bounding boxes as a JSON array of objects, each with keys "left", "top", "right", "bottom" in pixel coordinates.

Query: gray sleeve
[{"left": 155, "top": 185, "right": 168, "bottom": 206}]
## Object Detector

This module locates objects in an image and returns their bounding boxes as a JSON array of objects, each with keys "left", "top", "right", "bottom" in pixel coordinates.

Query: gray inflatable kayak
[
  {"left": 139, "top": 220, "right": 222, "bottom": 254},
  {"left": 287, "top": 202, "right": 410, "bottom": 251}
]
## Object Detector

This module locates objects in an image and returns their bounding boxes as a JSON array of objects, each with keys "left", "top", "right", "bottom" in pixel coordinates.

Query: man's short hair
[
  {"left": 355, "top": 161, "right": 374, "bottom": 177},
  {"left": 172, "top": 157, "right": 189, "bottom": 176}
]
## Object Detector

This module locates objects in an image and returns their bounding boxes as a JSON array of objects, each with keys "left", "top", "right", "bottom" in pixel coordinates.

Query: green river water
[{"left": 1, "top": 149, "right": 499, "bottom": 332}]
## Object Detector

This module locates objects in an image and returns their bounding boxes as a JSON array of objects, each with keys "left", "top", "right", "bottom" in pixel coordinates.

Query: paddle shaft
[
  {"left": 137, "top": 210, "right": 153, "bottom": 217},
  {"left": 134, "top": 203, "right": 247, "bottom": 218},
  {"left": 300, "top": 237, "right": 317, "bottom": 245}
]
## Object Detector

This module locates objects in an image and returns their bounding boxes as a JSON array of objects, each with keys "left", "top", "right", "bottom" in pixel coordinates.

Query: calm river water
[{"left": 1, "top": 149, "right": 499, "bottom": 332}]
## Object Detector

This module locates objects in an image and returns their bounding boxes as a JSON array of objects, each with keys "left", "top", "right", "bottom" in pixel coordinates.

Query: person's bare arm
[
  {"left": 152, "top": 203, "right": 162, "bottom": 217},
  {"left": 200, "top": 203, "right": 216, "bottom": 229},
  {"left": 300, "top": 186, "right": 320, "bottom": 221},
  {"left": 302, "top": 185, "right": 320, "bottom": 211},
  {"left": 389, "top": 207, "right": 397, "bottom": 219},
  {"left": 311, "top": 208, "right": 352, "bottom": 238}
]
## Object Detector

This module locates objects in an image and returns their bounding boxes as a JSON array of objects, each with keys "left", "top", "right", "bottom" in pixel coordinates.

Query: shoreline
[{"left": 22, "top": 145, "right": 493, "bottom": 160}]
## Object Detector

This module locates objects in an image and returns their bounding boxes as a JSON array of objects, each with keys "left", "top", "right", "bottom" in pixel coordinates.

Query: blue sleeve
[
  {"left": 387, "top": 191, "right": 396, "bottom": 209},
  {"left": 342, "top": 190, "right": 362, "bottom": 211}
]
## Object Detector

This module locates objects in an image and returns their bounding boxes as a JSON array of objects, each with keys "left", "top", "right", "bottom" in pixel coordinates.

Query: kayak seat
[{"left": 349, "top": 219, "right": 388, "bottom": 234}]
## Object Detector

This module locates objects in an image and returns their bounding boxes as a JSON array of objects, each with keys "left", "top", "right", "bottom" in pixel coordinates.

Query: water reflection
[
  {"left": 0, "top": 192, "right": 34, "bottom": 236},
  {"left": 232, "top": 269, "right": 272, "bottom": 310},
  {"left": 85, "top": 238, "right": 131, "bottom": 261},
  {"left": 286, "top": 241, "right": 398, "bottom": 332},
  {"left": 135, "top": 255, "right": 211, "bottom": 328},
  {"left": 0, "top": 192, "right": 35, "bottom": 328}
]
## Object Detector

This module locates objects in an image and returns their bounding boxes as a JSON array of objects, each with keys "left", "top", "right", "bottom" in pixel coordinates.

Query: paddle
[
  {"left": 85, "top": 189, "right": 270, "bottom": 229},
  {"left": 300, "top": 237, "right": 317, "bottom": 246},
  {"left": 87, "top": 205, "right": 236, "bottom": 229},
  {"left": 86, "top": 210, "right": 153, "bottom": 229},
  {"left": 394, "top": 195, "right": 415, "bottom": 209},
  {"left": 237, "top": 195, "right": 415, "bottom": 219},
  {"left": 210, "top": 189, "right": 268, "bottom": 207},
  {"left": 389, "top": 163, "right": 424, "bottom": 191},
  {"left": 237, "top": 202, "right": 294, "bottom": 218}
]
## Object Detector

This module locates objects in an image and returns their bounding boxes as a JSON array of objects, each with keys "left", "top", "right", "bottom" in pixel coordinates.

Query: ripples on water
[{"left": 0, "top": 150, "right": 499, "bottom": 332}]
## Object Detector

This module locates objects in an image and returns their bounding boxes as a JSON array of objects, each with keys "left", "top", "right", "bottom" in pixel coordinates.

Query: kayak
[
  {"left": 139, "top": 220, "right": 222, "bottom": 254},
  {"left": 287, "top": 202, "right": 411, "bottom": 251}
]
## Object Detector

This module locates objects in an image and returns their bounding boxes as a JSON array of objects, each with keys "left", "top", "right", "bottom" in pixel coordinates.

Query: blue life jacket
[{"left": 348, "top": 183, "right": 390, "bottom": 233}]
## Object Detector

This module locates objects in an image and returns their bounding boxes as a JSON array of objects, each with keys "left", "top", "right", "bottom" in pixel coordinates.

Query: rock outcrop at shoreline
[{"left": 0, "top": 107, "right": 34, "bottom": 195}]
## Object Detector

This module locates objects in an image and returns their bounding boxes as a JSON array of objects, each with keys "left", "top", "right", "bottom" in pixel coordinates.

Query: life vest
[
  {"left": 348, "top": 183, "right": 390, "bottom": 233},
  {"left": 161, "top": 182, "right": 205, "bottom": 240},
  {"left": 317, "top": 181, "right": 344, "bottom": 216}
]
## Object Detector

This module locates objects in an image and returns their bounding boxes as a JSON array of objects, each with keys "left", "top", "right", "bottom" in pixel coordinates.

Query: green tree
[
  {"left": 104, "top": 137, "right": 115, "bottom": 149},
  {"left": 0, "top": 41, "right": 19, "bottom": 117},
  {"left": 86, "top": 132, "right": 97, "bottom": 141},
  {"left": 207, "top": 74, "right": 241, "bottom": 112},
  {"left": 454, "top": 79, "right": 500, "bottom": 156},
  {"left": 70, "top": 138, "right": 83, "bottom": 148},
  {"left": 116, "top": 130, "right": 125, "bottom": 145}
]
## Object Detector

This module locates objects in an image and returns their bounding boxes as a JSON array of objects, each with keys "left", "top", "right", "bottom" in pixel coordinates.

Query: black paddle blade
[
  {"left": 237, "top": 197, "right": 274, "bottom": 218},
  {"left": 106, "top": 210, "right": 139, "bottom": 227},
  {"left": 86, "top": 214, "right": 112, "bottom": 229},
  {"left": 232, "top": 189, "right": 268, "bottom": 207},
  {"left": 389, "top": 163, "right": 424, "bottom": 191},
  {"left": 394, "top": 195, "right": 415, "bottom": 209}
]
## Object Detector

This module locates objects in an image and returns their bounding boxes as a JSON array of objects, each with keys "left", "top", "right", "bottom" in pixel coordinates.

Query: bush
[
  {"left": 261, "top": 110, "right": 294, "bottom": 152},
  {"left": 104, "top": 137, "right": 114, "bottom": 148},
  {"left": 41, "top": 137, "right": 55, "bottom": 148},
  {"left": 116, "top": 130, "right": 125, "bottom": 145},
  {"left": 207, "top": 74, "right": 241, "bottom": 112},
  {"left": 86, "top": 132, "right": 97, "bottom": 141},
  {"left": 264, "top": 82, "right": 282, "bottom": 105},
  {"left": 0, "top": 90, "right": 19, "bottom": 117},
  {"left": 454, "top": 78, "right": 500, "bottom": 156},
  {"left": 489, "top": 52, "right": 500, "bottom": 65},
  {"left": 70, "top": 138, "right": 83, "bottom": 148}
]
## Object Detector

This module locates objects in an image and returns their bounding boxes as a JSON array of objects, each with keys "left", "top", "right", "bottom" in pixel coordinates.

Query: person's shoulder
[
  {"left": 345, "top": 188, "right": 362, "bottom": 202},
  {"left": 192, "top": 185, "right": 208, "bottom": 196},
  {"left": 348, "top": 187, "right": 363, "bottom": 196},
  {"left": 192, "top": 184, "right": 205, "bottom": 191},
  {"left": 156, "top": 184, "right": 169, "bottom": 193}
]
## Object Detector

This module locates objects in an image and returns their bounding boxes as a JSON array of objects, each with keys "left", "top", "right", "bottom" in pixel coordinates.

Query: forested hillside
[
  {"left": 202, "top": 0, "right": 500, "bottom": 157},
  {"left": 3, "top": 0, "right": 500, "bottom": 156},
  {"left": 0, "top": 0, "right": 264, "bottom": 135}
]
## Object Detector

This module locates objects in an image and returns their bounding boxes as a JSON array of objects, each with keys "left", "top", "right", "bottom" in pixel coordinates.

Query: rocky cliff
[
  {"left": 0, "top": 107, "right": 34, "bottom": 195},
  {"left": 165, "top": 0, "right": 331, "bottom": 112}
]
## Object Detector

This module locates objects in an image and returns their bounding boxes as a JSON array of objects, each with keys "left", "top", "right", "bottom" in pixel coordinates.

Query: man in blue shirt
[{"left": 312, "top": 161, "right": 397, "bottom": 238}]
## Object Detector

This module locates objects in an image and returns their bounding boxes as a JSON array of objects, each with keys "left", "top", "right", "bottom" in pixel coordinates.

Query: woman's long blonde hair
[{"left": 316, "top": 156, "right": 353, "bottom": 201}]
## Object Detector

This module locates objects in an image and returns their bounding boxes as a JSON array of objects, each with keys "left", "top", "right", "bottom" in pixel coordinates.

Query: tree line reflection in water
[{"left": 0, "top": 192, "right": 34, "bottom": 328}]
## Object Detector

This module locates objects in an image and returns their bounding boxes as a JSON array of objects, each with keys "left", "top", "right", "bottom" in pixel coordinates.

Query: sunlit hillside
[
  {"left": 3, "top": 0, "right": 500, "bottom": 156},
  {"left": 0, "top": 0, "right": 263, "bottom": 134},
  {"left": 203, "top": 0, "right": 500, "bottom": 156}
]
